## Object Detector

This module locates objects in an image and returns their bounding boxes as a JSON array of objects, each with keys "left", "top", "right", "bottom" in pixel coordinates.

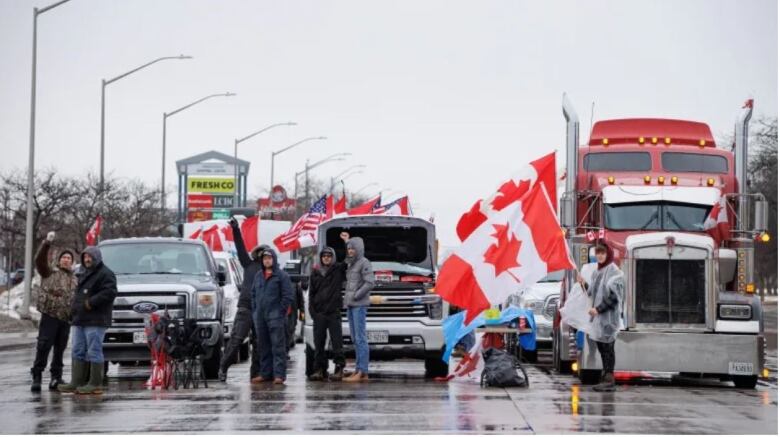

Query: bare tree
[{"left": 748, "top": 118, "right": 778, "bottom": 295}]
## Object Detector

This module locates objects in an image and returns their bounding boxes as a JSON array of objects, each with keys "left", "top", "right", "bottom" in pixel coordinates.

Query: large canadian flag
[
  {"left": 456, "top": 152, "right": 557, "bottom": 242},
  {"left": 703, "top": 194, "right": 729, "bottom": 246},
  {"left": 437, "top": 182, "right": 574, "bottom": 323}
]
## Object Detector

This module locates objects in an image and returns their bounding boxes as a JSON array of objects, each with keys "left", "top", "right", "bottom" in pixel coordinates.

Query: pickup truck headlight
[
  {"left": 417, "top": 294, "right": 443, "bottom": 320},
  {"left": 223, "top": 297, "right": 235, "bottom": 321},
  {"left": 522, "top": 299, "right": 545, "bottom": 316},
  {"left": 719, "top": 304, "right": 752, "bottom": 320},
  {"left": 197, "top": 292, "right": 218, "bottom": 320}
]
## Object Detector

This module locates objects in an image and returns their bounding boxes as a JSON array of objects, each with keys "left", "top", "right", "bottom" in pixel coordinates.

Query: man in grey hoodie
[{"left": 342, "top": 233, "right": 375, "bottom": 382}]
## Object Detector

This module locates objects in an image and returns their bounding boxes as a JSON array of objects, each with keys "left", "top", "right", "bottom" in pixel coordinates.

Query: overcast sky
[{"left": 0, "top": 0, "right": 777, "bottom": 250}]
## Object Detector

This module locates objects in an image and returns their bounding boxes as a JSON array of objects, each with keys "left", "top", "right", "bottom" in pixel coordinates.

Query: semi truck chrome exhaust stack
[
  {"left": 735, "top": 99, "right": 753, "bottom": 231},
  {"left": 562, "top": 93, "right": 579, "bottom": 231}
]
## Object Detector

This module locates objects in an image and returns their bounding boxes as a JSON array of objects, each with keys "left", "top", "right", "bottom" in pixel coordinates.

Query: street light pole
[
  {"left": 100, "top": 54, "right": 192, "bottom": 193},
  {"left": 21, "top": 0, "right": 72, "bottom": 320},
  {"left": 233, "top": 122, "right": 296, "bottom": 207},
  {"left": 161, "top": 92, "right": 236, "bottom": 211},
  {"left": 270, "top": 136, "right": 327, "bottom": 192},
  {"left": 329, "top": 164, "right": 366, "bottom": 192}
]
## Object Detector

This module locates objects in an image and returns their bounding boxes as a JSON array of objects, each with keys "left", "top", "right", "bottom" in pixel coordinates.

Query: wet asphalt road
[{"left": 0, "top": 343, "right": 776, "bottom": 434}]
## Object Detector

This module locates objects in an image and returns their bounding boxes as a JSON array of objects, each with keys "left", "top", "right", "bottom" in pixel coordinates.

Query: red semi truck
[{"left": 553, "top": 96, "right": 769, "bottom": 388}]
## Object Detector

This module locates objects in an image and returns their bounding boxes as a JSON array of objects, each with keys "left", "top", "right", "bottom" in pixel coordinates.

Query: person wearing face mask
[
  {"left": 30, "top": 232, "right": 77, "bottom": 392},
  {"left": 59, "top": 245, "right": 117, "bottom": 395},
  {"left": 252, "top": 248, "right": 294, "bottom": 385},
  {"left": 585, "top": 243, "right": 624, "bottom": 392}
]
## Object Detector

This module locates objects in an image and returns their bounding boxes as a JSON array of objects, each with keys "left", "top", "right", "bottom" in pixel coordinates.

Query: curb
[{"left": 0, "top": 332, "right": 36, "bottom": 352}]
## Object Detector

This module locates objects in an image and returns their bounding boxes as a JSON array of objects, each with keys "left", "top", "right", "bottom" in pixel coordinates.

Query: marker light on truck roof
[
  {"left": 664, "top": 137, "right": 671, "bottom": 145},
  {"left": 607, "top": 176, "right": 615, "bottom": 185},
  {"left": 602, "top": 138, "right": 609, "bottom": 146},
  {"left": 707, "top": 178, "right": 715, "bottom": 186},
  {"left": 651, "top": 137, "right": 658, "bottom": 144},
  {"left": 644, "top": 175, "right": 651, "bottom": 184},
  {"left": 699, "top": 139, "right": 706, "bottom": 147},
  {"left": 671, "top": 176, "right": 678, "bottom": 185},
  {"left": 658, "top": 176, "right": 665, "bottom": 184},
  {"left": 638, "top": 136, "right": 645, "bottom": 144}
]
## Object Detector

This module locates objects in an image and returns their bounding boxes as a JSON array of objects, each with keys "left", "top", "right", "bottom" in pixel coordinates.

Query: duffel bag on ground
[{"left": 480, "top": 347, "right": 529, "bottom": 388}]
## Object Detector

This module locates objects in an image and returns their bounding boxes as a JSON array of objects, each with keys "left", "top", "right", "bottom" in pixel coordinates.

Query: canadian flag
[
  {"left": 201, "top": 225, "right": 224, "bottom": 252},
  {"left": 704, "top": 195, "right": 730, "bottom": 246},
  {"left": 325, "top": 195, "right": 348, "bottom": 220},
  {"left": 372, "top": 196, "right": 411, "bottom": 216},
  {"left": 347, "top": 195, "right": 382, "bottom": 216},
  {"left": 85, "top": 215, "right": 102, "bottom": 246},
  {"left": 456, "top": 152, "right": 557, "bottom": 242},
  {"left": 436, "top": 182, "right": 574, "bottom": 323}
]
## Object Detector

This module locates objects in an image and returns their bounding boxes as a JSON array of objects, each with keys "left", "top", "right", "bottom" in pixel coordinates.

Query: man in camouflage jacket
[{"left": 30, "top": 232, "right": 77, "bottom": 392}]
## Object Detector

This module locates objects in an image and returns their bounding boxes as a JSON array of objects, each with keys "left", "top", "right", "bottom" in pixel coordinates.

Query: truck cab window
[
  {"left": 605, "top": 202, "right": 712, "bottom": 232},
  {"left": 584, "top": 152, "right": 652, "bottom": 171},
  {"left": 661, "top": 152, "right": 728, "bottom": 173}
]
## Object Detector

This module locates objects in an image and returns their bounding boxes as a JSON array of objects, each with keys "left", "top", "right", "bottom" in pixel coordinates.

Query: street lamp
[
  {"left": 270, "top": 136, "right": 327, "bottom": 191},
  {"left": 293, "top": 153, "right": 350, "bottom": 205},
  {"left": 331, "top": 169, "right": 364, "bottom": 194},
  {"left": 234, "top": 122, "right": 297, "bottom": 207},
  {"left": 100, "top": 54, "right": 192, "bottom": 192},
  {"left": 329, "top": 164, "right": 366, "bottom": 192},
  {"left": 354, "top": 182, "right": 378, "bottom": 196},
  {"left": 21, "top": 0, "right": 72, "bottom": 320},
  {"left": 162, "top": 92, "right": 236, "bottom": 211}
]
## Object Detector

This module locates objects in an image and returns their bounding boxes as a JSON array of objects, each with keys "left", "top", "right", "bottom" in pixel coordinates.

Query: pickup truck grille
[
  {"left": 340, "top": 287, "right": 430, "bottom": 319},
  {"left": 111, "top": 292, "right": 187, "bottom": 328},
  {"left": 543, "top": 296, "right": 558, "bottom": 320},
  {"left": 635, "top": 259, "right": 706, "bottom": 325}
]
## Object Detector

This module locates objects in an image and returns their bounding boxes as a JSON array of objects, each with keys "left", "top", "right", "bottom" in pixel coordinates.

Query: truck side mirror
[
  {"left": 718, "top": 249, "right": 737, "bottom": 285},
  {"left": 216, "top": 265, "right": 227, "bottom": 287},
  {"left": 754, "top": 199, "right": 769, "bottom": 232}
]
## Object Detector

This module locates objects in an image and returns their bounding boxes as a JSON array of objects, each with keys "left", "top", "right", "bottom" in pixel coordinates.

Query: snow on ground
[{"left": 0, "top": 278, "right": 41, "bottom": 322}]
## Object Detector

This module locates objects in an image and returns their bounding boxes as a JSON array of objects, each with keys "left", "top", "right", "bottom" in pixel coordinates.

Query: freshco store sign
[{"left": 188, "top": 177, "right": 235, "bottom": 194}]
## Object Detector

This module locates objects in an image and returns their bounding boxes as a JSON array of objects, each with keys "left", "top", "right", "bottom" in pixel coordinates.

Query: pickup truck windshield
[
  {"left": 605, "top": 202, "right": 711, "bottom": 231},
  {"left": 101, "top": 243, "right": 211, "bottom": 276}
]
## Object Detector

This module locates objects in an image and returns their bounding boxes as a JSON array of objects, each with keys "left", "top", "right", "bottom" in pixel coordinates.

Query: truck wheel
[
  {"left": 732, "top": 375, "right": 758, "bottom": 389},
  {"left": 578, "top": 369, "right": 601, "bottom": 385},
  {"left": 202, "top": 347, "right": 222, "bottom": 380},
  {"left": 239, "top": 341, "right": 250, "bottom": 362},
  {"left": 425, "top": 356, "right": 449, "bottom": 378},
  {"left": 521, "top": 349, "right": 538, "bottom": 363},
  {"left": 305, "top": 344, "right": 315, "bottom": 377}
]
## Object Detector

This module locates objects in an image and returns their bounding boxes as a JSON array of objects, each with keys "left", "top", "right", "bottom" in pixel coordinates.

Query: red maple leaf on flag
[
  {"left": 483, "top": 223, "right": 522, "bottom": 281},
  {"left": 491, "top": 179, "right": 531, "bottom": 211}
]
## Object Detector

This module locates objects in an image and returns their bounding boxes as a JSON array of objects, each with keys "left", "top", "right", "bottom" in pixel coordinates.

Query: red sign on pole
[{"left": 188, "top": 194, "right": 213, "bottom": 209}]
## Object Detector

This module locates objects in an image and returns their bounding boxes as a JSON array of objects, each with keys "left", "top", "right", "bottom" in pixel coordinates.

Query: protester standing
[
  {"left": 586, "top": 243, "right": 624, "bottom": 392},
  {"left": 58, "top": 246, "right": 117, "bottom": 395},
  {"left": 30, "top": 232, "right": 77, "bottom": 392},
  {"left": 218, "top": 217, "right": 266, "bottom": 383},
  {"left": 252, "top": 248, "right": 294, "bottom": 384},
  {"left": 342, "top": 234, "right": 376, "bottom": 382},
  {"left": 307, "top": 232, "right": 351, "bottom": 381}
]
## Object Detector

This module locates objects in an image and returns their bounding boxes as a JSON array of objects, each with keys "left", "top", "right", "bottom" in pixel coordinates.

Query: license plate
[
  {"left": 133, "top": 331, "right": 148, "bottom": 344},
  {"left": 367, "top": 331, "right": 389, "bottom": 344},
  {"left": 374, "top": 272, "right": 393, "bottom": 282},
  {"left": 728, "top": 362, "right": 754, "bottom": 375}
]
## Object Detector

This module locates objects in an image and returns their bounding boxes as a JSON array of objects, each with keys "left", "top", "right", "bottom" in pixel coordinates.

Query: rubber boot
[
  {"left": 31, "top": 370, "right": 42, "bottom": 393},
  {"left": 593, "top": 372, "right": 616, "bottom": 392},
  {"left": 58, "top": 360, "right": 88, "bottom": 393},
  {"left": 76, "top": 362, "right": 104, "bottom": 395}
]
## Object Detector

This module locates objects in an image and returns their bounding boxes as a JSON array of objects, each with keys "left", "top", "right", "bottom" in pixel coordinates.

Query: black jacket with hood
[
  {"left": 231, "top": 220, "right": 269, "bottom": 311},
  {"left": 308, "top": 246, "right": 347, "bottom": 315},
  {"left": 71, "top": 246, "right": 118, "bottom": 327}
]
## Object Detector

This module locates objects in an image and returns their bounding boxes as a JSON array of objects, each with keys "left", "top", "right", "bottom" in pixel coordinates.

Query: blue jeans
[
  {"left": 347, "top": 306, "right": 369, "bottom": 373},
  {"left": 71, "top": 326, "right": 107, "bottom": 363}
]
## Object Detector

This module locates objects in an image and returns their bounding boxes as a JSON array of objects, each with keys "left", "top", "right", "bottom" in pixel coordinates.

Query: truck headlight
[
  {"left": 719, "top": 304, "right": 752, "bottom": 320},
  {"left": 197, "top": 292, "right": 218, "bottom": 320},
  {"left": 417, "top": 294, "right": 443, "bottom": 319},
  {"left": 523, "top": 299, "right": 545, "bottom": 315},
  {"left": 223, "top": 297, "right": 235, "bottom": 321}
]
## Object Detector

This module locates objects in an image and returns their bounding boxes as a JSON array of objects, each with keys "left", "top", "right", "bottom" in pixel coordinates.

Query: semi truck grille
[
  {"left": 635, "top": 259, "right": 706, "bottom": 324},
  {"left": 112, "top": 292, "right": 187, "bottom": 328}
]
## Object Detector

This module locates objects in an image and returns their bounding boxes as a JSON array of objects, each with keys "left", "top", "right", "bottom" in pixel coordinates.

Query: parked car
[
  {"left": 212, "top": 251, "right": 250, "bottom": 361},
  {"left": 506, "top": 270, "right": 564, "bottom": 362},
  {"left": 99, "top": 238, "right": 227, "bottom": 379}
]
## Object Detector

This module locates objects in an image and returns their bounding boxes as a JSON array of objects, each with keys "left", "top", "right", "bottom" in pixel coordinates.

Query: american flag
[
  {"left": 372, "top": 196, "right": 411, "bottom": 216},
  {"left": 274, "top": 195, "right": 328, "bottom": 252}
]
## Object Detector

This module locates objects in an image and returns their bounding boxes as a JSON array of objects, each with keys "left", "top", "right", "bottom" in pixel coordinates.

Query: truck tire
[
  {"left": 305, "top": 344, "right": 315, "bottom": 377},
  {"left": 578, "top": 369, "right": 601, "bottom": 385},
  {"left": 203, "top": 346, "right": 222, "bottom": 380},
  {"left": 732, "top": 375, "right": 758, "bottom": 389},
  {"left": 521, "top": 349, "right": 538, "bottom": 363},
  {"left": 424, "top": 356, "right": 449, "bottom": 378}
]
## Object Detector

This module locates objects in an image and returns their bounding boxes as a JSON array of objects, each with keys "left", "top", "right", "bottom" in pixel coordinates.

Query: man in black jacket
[
  {"left": 218, "top": 217, "right": 266, "bottom": 383},
  {"left": 58, "top": 246, "right": 117, "bottom": 395},
  {"left": 307, "top": 232, "right": 350, "bottom": 382}
]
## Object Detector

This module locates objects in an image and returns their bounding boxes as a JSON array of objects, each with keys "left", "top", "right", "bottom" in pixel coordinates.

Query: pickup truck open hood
[
  {"left": 318, "top": 215, "right": 436, "bottom": 271},
  {"left": 116, "top": 274, "right": 218, "bottom": 292}
]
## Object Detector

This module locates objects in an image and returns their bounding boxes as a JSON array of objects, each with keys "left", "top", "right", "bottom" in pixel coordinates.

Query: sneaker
[
  {"left": 273, "top": 377, "right": 285, "bottom": 385},
  {"left": 344, "top": 371, "right": 367, "bottom": 383},
  {"left": 251, "top": 376, "right": 269, "bottom": 384}
]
